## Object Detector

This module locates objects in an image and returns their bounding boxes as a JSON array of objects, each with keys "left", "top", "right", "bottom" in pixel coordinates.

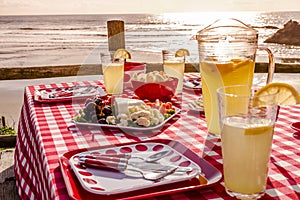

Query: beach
[{"left": 1, "top": 12, "right": 300, "bottom": 128}]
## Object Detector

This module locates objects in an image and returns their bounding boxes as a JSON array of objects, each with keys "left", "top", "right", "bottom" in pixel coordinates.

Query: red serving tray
[{"left": 59, "top": 139, "right": 222, "bottom": 200}]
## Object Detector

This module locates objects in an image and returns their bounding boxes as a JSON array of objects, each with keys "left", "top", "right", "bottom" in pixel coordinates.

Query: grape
[
  {"left": 91, "top": 114, "right": 98, "bottom": 123},
  {"left": 102, "top": 106, "right": 112, "bottom": 115},
  {"left": 81, "top": 96, "right": 114, "bottom": 124},
  {"left": 85, "top": 102, "right": 96, "bottom": 112},
  {"left": 94, "top": 98, "right": 102, "bottom": 105},
  {"left": 84, "top": 98, "right": 94, "bottom": 106},
  {"left": 97, "top": 114, "right": 106, "bottom": 120}
]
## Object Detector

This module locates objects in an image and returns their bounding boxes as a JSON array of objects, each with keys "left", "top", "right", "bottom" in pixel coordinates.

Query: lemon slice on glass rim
[
  {"left": 113, "top": 48, "right": 131, "bottom": 60},
  {"left": 175, "top": 48, "right": 190, "bottom": 57},
  {"left": 253, "top": 82, "right": 300, "bottom": 106}
]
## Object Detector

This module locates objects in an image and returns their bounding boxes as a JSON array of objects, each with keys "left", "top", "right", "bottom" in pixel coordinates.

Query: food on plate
[
  {"left": 73, "top": 97, "right": 176, "bottom": 127},
  {"left": 188, "top": 97, "right": 204, "bottom": 111},
  {"left": 131, "top": 71, "right": 172, "bottom": 83},
  {"left": 131, "top": 71, "right": 178, "bottom": 102}
]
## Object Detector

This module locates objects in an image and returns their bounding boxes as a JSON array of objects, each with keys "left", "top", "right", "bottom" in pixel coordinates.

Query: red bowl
[{"left": 131, "top": 78, "right": 178, "bottom": 102}]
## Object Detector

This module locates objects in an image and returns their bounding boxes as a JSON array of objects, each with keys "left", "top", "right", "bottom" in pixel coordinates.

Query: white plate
[
  {"left": 35, "top": 85, "right": 106, "bottom": 102},
  {"left": 69, "top": 142, "right": 201, "bottom": 195},
  {"left": 72, "top": 107, "right": 180, "bottom": 137},
  {"left": 187, "top": 98, "right": 204, "bottom": 113},
  {"left": 183, "top": 78, "right": 202, "bottom": 91}
]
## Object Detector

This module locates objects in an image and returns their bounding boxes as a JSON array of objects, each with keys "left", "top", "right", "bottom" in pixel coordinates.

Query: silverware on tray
[{"left": 78, "top": 150, "right": 193, "bottom": 181}]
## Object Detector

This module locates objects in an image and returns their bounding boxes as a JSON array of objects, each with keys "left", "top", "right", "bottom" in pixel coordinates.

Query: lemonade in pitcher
[
  {"left": 196, "top": 18, "right": 275, "bottom": 136},
  {"left": 200, "top": 59, "right": 255, "bottom": 135}
]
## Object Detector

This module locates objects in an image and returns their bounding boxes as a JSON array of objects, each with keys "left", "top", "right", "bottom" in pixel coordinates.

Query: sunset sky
[{"left": 0, "top": 0, "right": 299, "bottom": 15}]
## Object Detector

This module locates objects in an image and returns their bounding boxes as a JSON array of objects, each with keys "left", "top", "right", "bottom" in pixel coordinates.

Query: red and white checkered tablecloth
[{"left": 14, "top": 74, "right": 300, "bottom": 200}]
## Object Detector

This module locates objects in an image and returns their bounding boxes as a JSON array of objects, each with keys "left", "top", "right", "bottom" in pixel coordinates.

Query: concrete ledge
[
  {"left": 0, "top": 149, "right": 19, "bottom": 200},
  {"left": 0, "top": 63, "right": 299, "bottom": 80}
]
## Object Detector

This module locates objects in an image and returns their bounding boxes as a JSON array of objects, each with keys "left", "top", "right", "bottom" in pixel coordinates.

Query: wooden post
[
  {"left": 107, "top": 20, "right": 125, "bottom": 52},
  {"left": 1, "top": 116, "right": 5, "bottom": 127}
]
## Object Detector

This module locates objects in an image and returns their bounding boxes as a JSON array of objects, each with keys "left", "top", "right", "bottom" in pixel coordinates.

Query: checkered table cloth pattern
[{"left": 14, "top": 74, "right": 300, "bottom": 200}]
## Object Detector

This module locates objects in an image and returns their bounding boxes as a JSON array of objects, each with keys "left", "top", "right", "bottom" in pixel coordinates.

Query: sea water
[{"left": 0, "top": 12, "right": 300, "bottom": 68}]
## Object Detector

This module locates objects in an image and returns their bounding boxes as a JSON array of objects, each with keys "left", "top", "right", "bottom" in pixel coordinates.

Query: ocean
[{"left": 0, "top": 11, "right": 300, "bottom": 68}]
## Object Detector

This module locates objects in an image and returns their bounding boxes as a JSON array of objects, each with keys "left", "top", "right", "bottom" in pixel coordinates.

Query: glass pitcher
[{"left": 196, "top": 18, "right": 275, "bottom": 137}]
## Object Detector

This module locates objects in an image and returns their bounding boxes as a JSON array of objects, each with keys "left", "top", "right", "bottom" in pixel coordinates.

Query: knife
[{"left": 79, "top": 153, "right": 193, "bottom": 173}]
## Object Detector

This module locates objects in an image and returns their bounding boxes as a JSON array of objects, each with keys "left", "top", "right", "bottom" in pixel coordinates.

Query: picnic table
[{"left": 14, "top": 73, "right": 300, "bottom": 199}]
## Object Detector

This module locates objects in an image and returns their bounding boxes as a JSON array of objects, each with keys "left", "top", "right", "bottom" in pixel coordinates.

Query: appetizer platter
[{"left": 72, "top": 96, "right": 180, "bottom": 134}]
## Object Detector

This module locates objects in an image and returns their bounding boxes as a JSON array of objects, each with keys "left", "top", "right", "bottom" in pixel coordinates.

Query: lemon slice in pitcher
[
  {"left": 253, "top": 82, "right": 300, "bottom": 106},
  {"left": 175, "top": 48, "right": 190, "bottom": 57},
  {"left": 114, "top": 48, "right": 131, "bottom": 59}
]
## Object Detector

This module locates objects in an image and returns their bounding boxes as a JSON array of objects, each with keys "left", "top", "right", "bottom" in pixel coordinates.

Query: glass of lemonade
[
  {"left": 217, "top": 84, "right": 278, "bottom": 199},
  {"left": 162, "top": 50, "right": 185, "bottom": 93},
  {"left": 101, "top": 52, "right": 124, "bottom": 95},
  {"left": 196, "top": 18, "right": 275, "bottom": 137}
]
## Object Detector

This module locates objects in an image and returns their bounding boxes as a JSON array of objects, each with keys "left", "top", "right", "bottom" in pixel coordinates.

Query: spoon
[
  {"left": 126, "top": 166, "right": 178, "bottom": 181},
  {"left": 79, "top": 157, "right": 177, "bottom": 181},
  {"left": 143, "top": 150, "right": 170, "bottom": 162}
]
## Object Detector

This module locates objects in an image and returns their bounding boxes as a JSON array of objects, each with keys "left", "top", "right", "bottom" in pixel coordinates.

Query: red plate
[{"left": 59, "top": 139, "right": 222, "bottom": 200}]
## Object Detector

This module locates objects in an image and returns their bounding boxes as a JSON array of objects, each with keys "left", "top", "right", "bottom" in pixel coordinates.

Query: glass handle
[{"left": 258, "top": 47, "right": 275, "bottom": 84}]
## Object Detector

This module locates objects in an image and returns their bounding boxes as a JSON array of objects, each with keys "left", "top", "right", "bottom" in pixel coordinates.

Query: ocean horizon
[{"left": 0, "top": 11, "right": 300, "bottom": 68}]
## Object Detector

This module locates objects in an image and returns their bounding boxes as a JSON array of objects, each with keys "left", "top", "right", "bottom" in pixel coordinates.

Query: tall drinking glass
[
  {"left": 217, "top": 85, "right": 278, "bottom": 199},
  {"left": 196, "top": 18, "right": 275, "bottom": 137},
  {"left": 162, "top": 50, "right": 185, "bottom": 93},
  {"left": 101, "top": 52, "right": 125, "bottom": 95}
]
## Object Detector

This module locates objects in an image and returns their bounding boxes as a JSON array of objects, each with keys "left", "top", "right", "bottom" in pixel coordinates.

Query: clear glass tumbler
[
  {"left": 217, "top": 84, "right": 278, "bottom": 199},
  {"left": 162, "top": 50, "right": 185, "bottom": 94},
  {"left": 101, "top": 52, "right": 125, "bottom": 95}
]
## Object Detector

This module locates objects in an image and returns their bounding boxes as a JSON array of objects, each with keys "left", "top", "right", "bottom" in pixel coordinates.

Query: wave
[{"left": 19, "top": 27, "right": 93, "bottom": 31}]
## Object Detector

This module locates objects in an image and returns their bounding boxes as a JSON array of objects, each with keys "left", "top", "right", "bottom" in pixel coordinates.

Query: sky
[{"left": 0, "top": 0, "right": 299, "bottom": 15}]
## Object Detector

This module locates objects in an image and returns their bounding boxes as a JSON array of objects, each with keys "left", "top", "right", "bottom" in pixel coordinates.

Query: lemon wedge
[
  {"left": 244, "top": 125, "right": 274, "bottom": 135},
  {"left": 175, "top": 48, "right": 190, "bottom": 57},
  {"left": 113, "top": 48, "right": 131, "bottom": 60},
  {"left": 254, "top": 82, "right": 300, "bottom": 106}
]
